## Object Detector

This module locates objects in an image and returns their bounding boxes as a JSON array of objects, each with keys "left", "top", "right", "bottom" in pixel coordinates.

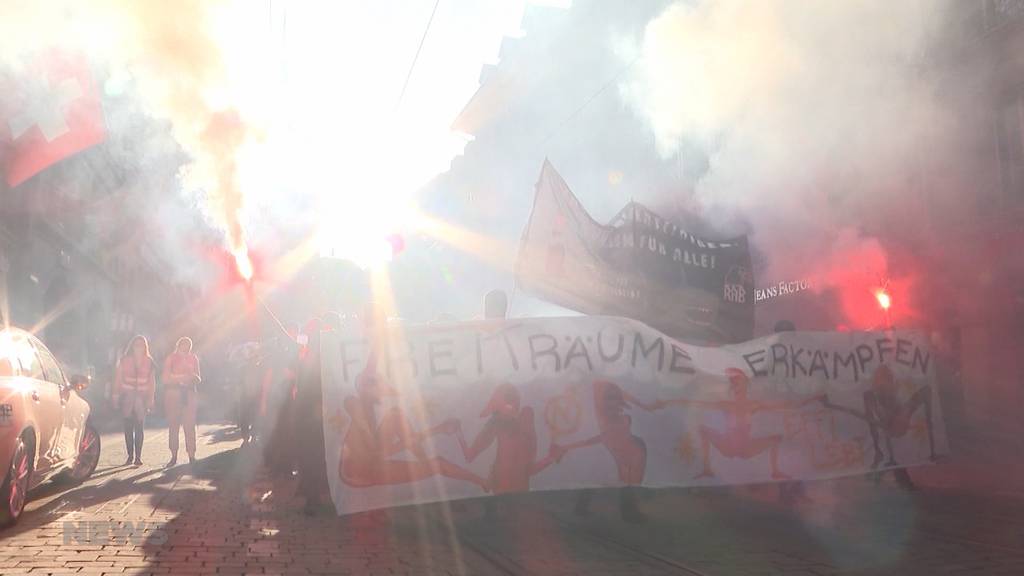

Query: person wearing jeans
[
  {"left": 162, "top": 337, "right": 201, "bottom": 467},
  {"left": 112, "top": 335, "right": 156, "bottom": 466}
]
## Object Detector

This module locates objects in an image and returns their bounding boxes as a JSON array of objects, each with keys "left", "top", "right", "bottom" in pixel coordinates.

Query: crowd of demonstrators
[
  {"left": 110, "top": 334, "right": 201, "bottom": 469},
  {"left": 225, "top": 315, "right": 336, "bottom": 515},
  {"left": 774, "top": 320, "right": 810, "bottom": 506},
  {"left": 103, "top": 311, "right": 333, "bottom": 511},
  {"left": 177, "top": 292, "right": 932, "bottom": 521},
  {"left": 480, "top": 290, "right": 508, "bottom": 521},
  {"left": 309, "top": 290, "right": 646, "bottom": 522},
  {"left": 215, "top": 291, "right": 933, "bottom": 520}
]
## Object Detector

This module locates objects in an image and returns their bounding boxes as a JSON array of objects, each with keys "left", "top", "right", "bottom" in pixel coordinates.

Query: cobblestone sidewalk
[{"left": 3, "top": 424, "right": 1024, "bottom": 575}]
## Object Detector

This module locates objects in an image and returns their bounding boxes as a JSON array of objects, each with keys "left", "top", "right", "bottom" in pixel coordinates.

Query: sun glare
[{"left": 317, "top": 196, "right": 420, "bottom": 269}]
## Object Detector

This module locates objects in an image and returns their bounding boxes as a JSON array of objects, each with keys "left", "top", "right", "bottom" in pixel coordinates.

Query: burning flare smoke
[
  {"left": 621, "top": 0, "right": 953, "bottom": 327},
  {"left": 0, "top": 0, "right": 261, "bottom": 276}
]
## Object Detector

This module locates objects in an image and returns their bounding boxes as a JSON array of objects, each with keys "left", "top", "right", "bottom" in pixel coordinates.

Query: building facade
[
  {"left": 925, "top": 0, "right": 1024, "bottom": 437},
  {"left": 0, "top": 120, "right": 195, "bottom": 404}
]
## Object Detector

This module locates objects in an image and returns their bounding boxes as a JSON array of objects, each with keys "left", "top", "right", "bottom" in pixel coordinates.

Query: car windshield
[
  {"left": 0, "top": 331, "right": 35, "bottom": 377},
  {"left": 1, "top": 2, "right": 1022, "bottom": 575}
]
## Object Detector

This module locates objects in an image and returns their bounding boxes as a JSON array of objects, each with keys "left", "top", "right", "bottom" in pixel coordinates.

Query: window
[
  {"left": 33, "top": 342, "right": 66, "bottom": 387},
  {"left": 0, "top": 333, "right": 41, "bottom": 380}
]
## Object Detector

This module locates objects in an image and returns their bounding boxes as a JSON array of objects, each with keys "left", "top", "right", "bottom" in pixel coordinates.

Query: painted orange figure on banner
[
  {"left": 822, "top": 364, "right": 936, "bottom": 468},
  {"left": 563, "top": 380, "right": 658, "bottom": 485},
  {"left": 338, "top": 310, "right": 488, "bottom": 491},
  {"left": 657, "top": 368, "right": 823, "bottom": 480},
  {"left": 453, "top": 383, "right": 566, "bottom": 494},
  {"left": 783, "top": 409, "right": 867, "bottom": 471}
]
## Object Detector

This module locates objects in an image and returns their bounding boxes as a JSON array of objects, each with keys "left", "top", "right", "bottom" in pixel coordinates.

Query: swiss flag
[{"left": 2, "top": 51, "right": 106, "bottom": 188}]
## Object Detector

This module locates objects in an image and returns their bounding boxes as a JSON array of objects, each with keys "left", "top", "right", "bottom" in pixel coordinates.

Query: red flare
[
  {"left": 233, "top": 246, "right": 254, "bottom": 282},
  {"left": 876, "top": 290, "right": 891, "bottom": 311}
]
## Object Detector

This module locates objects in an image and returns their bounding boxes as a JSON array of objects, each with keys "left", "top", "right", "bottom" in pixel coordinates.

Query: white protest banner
[{"left": 321, "top": 316, "right": 946, "bottom": 515}]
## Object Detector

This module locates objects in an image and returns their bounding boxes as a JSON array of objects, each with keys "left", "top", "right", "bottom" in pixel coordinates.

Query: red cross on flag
[{"left": 2, "top": 51, "right": 106, "bottom": 188}]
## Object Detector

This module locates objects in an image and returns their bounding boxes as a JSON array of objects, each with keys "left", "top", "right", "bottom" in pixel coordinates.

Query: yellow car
[{"left": 0, "top": 328, "right": 100, "bottom": 527}]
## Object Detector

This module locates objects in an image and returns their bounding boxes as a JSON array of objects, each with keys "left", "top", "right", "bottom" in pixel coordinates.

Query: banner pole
[
  {"left": 255, "top": 293, "right": 291, "bottom": 341},
  {"left": 631, "top": 200, "right": 637, "bottom": 270}
]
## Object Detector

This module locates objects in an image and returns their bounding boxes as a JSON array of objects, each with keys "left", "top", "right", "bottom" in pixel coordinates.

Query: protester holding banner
[
  {"left": 484, "top": 289, "right": 507, "bottom": 321},
  {"left": 571, "top": 381, "right": 656, "bottom": 524},
  {"left": 335, "top": 304, "right": 488, "bottom": 494},
  {"left": 455, "top": 382, "right": 567, "bottom": 493},
  {"left": 774, "top": 320, "right": 811, "bottom": 505},
  {"left": 824, "top": 362, "right": 934, "bottom": 491},
  {"left": 451, "top": 292, "right": 571, "bottom": 518},
  {"left": 480, "top": 291, "right": 506, "bottom": 520},
  {"left": 319, "top": 315, "right": 947, "bottom": 517}
]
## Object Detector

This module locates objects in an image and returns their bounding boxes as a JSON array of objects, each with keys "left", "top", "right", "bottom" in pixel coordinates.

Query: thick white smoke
[
  {"left": 621, "top": 0, "right": 956, "bottom": 326},
  {"left": 0, "top": 0, "right": 269, "bottom": 271}
]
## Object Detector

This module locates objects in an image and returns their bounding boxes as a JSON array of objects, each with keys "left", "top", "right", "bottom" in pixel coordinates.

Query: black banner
[{"left": 516, "top": 161, "right": 754, "bottom": 343}]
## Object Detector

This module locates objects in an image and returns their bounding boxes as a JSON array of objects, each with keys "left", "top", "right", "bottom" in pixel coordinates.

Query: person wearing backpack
[
  {"left": 112, "top": 335, "right": 156, "bottom": 466},
  {"left": 163, "top": 336, "right": 202, "bottom": 468}
]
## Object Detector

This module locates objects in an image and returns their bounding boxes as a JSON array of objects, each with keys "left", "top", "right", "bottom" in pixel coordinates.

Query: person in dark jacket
[
  {"left": 295, "top": 317, "right": 331, "bottom": 515},
  {"left": 262, "top": 326, "right": 301, "bottom": 478},
  {"left": 236, "top": 342, "right": 263, "bottom": 446},
  {"left": 481, "top": 290, "right": 508, "bottom": 520}
]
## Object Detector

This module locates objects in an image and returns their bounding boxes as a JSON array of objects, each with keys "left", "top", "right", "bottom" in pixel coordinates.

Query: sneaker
[
  {"left": 894, "top": 469, "right": 918, "bottom": 492},
  {"left": 125, "top": 456, "right": 134, "bottom": 466},
  {"left": 166, "top": 457, "right": 177, "bottom": 468},
  {"left": 133, "top": 458, "right": 143, "bottom": 467}
]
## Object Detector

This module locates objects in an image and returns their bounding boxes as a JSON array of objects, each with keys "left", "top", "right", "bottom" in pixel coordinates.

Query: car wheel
[
  {"left": 64, "top": 424, "right": 101, "bottom": 484},
  {"left": 0, "top": 433, "right": 35, "bottom": 527}
]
